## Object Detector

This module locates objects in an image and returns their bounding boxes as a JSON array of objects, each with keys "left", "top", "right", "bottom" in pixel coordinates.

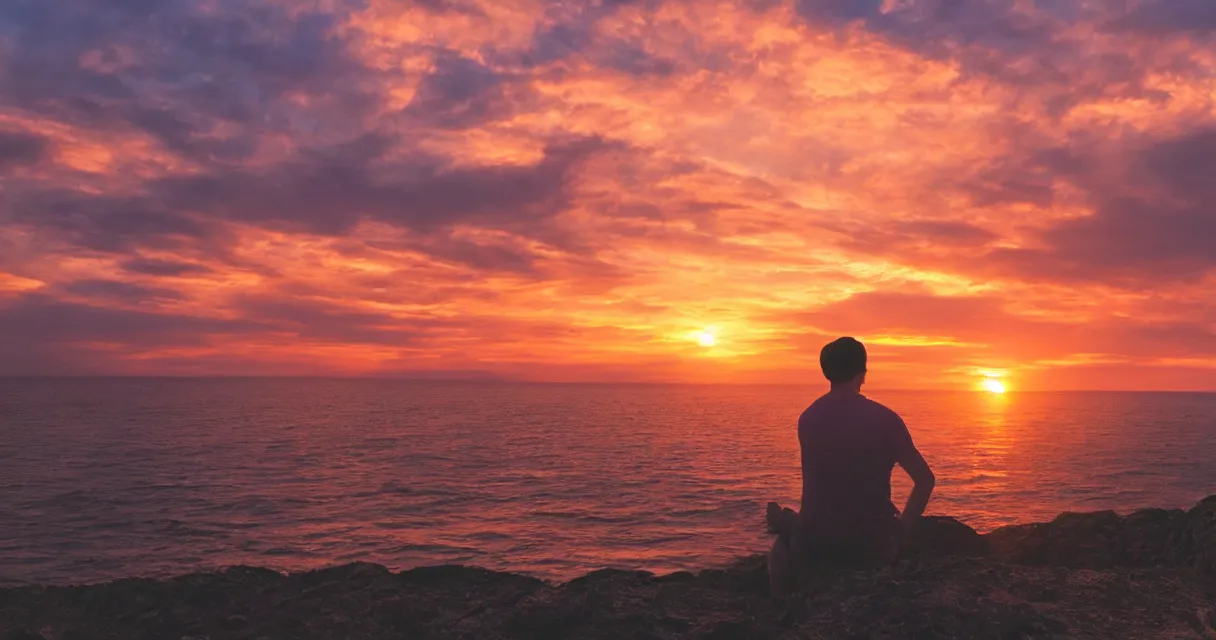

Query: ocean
[{"left": 1, "top": 378, "right": 1213, "bottom": 586}]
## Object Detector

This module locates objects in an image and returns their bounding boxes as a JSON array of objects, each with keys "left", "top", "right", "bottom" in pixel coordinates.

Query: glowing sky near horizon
[{"left": 1, "top": 0, "right": 1215, "bottom": 389}]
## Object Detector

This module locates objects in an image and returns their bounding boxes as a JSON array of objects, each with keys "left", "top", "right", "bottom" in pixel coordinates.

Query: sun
[
  {"left": 982, "top": 377, "right": 1007, "bottom": 394},
  {"left": 696, "top": 331, "right": 717, "bottom": 348}
]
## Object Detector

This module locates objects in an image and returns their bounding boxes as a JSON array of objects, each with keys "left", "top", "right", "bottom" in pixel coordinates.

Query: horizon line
[{"left": 0, "top": 374, "right": 1213, "bottom": 393}]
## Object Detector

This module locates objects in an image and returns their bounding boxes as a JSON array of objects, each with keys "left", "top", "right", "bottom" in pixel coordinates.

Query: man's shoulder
[
  {"left": 797, "top": 394, "right": 832, "bottom": 425},
  {"left": 797, "top": 401, "right": 818, "bottom": 424},
  {"left": 859, "top": 395, "right": 905, "bottom": 424}
]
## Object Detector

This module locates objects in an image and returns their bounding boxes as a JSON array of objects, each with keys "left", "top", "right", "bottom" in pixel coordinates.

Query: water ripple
[{"left": 1, "top": 379, "right": 1214, "bottom": 585}]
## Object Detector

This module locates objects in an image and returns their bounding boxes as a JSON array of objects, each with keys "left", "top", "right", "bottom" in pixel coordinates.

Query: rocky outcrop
[
  {"left": 901, "top": 515, "right": 988, "bottom": 559},
  {"left": 1, "top": 496, "right": 1214, "bottom": 640},
  {"left": 983, "top": 495, "right": 1216, "bottom": 578}
]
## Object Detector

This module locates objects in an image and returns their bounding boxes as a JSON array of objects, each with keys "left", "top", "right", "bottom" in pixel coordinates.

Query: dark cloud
[
  {"left": 4, "top": 189, "right": 225, "bottom": 253},
  {"left": 1138, "top": 127, "right": 1216, "bottom": 204},
  {"left": 943, "top": 159, "right": 1056, "bottom": 208},
  {"left": 602, "top": 42, "right": 677, "bottom": 77},
  {"left": 896, "top": 220, "right": 998, "bottom": 244},
  {"left": 0, "top": 0, "right": 377, "bottom": 163},
  {"left": 60, "top": 278, "right": 184, "bottom": 302},
  {"left": 0, "top": 129, "right": 49, "bottom": 168},
  {"left": 60, "top": 278, "right": 184, "bottom": 304},
  {"left": 794, "top": 0, "right": 1062, "bottom": 59},
  {"left": 984, "top": 127, "right": 1216, "bottom": 283},
  {"left": 2, "top": 128, "right": 613, "bottom": 259},
  {"left": 826, "top": 218, "right": 997, "bottom": 264},
  {"left": 153, "top": 134, "right": 612, "bottom": 241},
  {"left": 0, "top": 292, "right": 270, "bottom": 374},
  {"left": 832, "top": 125, "right": 1216, "bottom": 287},
  {"left": 123, "top": 107, "right": 259, "bottom": 162},
  {"left": 0, "top": 293, "right": 265, "bottom": 348},
  {"left": 420, "top": 237, "right": 541, "bottom": 275},
  {"left": 410, "top": 0, "right": 486, "bottom": 15},
  {"left": 794, "top": 0, "right": 883, "bottom": 25},
  {"left": 528, "top": 22, "right": 593, "bottom": 65},
  {"left": 992, "top": 199, "right": 1215, "bottom": 283},
  {"left": 119, "top": 258, "right": 213, "bottom": 277},
  {"left": 791, "top": 0, "right": 1178, "bottom": 115},
  {"left": 519, "top": 1, "right": 677, "bottom": 77},
  {"left": 1108, "top": 0, "right": 1216, "bottom": 35},
  {"left": 234, "top": 296, "right": 438, "bottom": 345},
  {"left": 404, "top": 53, "right": 514, "bottom": 129}
]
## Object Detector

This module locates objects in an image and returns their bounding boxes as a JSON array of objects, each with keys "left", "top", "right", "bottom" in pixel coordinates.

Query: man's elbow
[{"left": 918, "top": 469, "right": 936, "bottom": 490}]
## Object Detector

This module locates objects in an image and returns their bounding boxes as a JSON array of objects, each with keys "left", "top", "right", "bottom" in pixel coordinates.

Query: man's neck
[{"left": 828, "top": 384, "right": 861, "bottom": 395}]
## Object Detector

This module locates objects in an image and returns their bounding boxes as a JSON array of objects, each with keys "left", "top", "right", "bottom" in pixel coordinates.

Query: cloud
[
  {"left": 984, "top": 127, "right": 1216, "bottom": 283},
  {"left": 779, "top": 290, "right": 1216, "bottom": 366},
  {"left": 418, "top": 236, "right": 541, "bottom": 275},
  {"left": 790, "top": 0, "right": 1181, "bottom": 115},
  {"left": 403, "top": 52, "right": 514, "bottom": 129},
  {"left": 60, "top": 278, "right": 185, "bottom": 302},
  {"left": 151, "top": 134, "right": 613, "bottom": 241},
  {"left": 0, "top": 292, "right": 264, "bottom": 349},
  {"left": 782, "top": 291, "right": 1042, "bottom": 344},
  {"left": 0, "top": 0, "right": 378, "bottom": 162},
  {"left": 520, "top": 1, "right": 678, "bottom": 77},
  {"left": 4, "top": 189, "right": 225, "bottom": 253},
  {"left": 232, "top": 295, "right": 454, "bottom": 346},
  {"left": 119, "top": 258, "right": 214, "bottom": 277},
  {"left": 0, "top": 130, "right": 49, "bottom": 168},
  {"left": 1108, "top": 0, "right": 1216, "bottom": 35},
  {"left": 0, "top": 0, "right": 1213, "bottom": 386},
  {"left": 0, "top": 292, "right": 270, "bottom": 375},
  {"left": 794, "top": 0, "right": 883, "bottom": 25}
]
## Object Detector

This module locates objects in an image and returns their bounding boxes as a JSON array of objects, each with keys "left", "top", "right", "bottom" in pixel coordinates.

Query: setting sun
[
  {"left": 982, "top": 378, "right": 1007, "bottom": 394},
  {"left": 696, "top": 331, "right": 717, "bottom": 348}
]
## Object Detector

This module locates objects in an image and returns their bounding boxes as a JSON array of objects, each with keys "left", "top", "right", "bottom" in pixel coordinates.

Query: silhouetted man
[{"left": 769, "top": 337, "right": 935, "bottom": 595}]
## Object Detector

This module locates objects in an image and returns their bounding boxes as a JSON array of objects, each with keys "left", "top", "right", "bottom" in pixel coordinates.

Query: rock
[
  {"left": 299, "top": 561, "right": 392, "bottom": 587},
  {"left": 1188, "top": 496, "right": 1216, "bottom": 581},
  {"left": 985, "top": 510, "right": 1125, "bottom": 568},
  {"left": 901, "top": 516, "right": 986, "bottom": 559},
  {"left": 985, "top": 504, "right": 1205, "bottom": 572},
  {"left": 564, "top": 568, "right": 655, "bottom": 588},
  {"left": 699, "top": 555, "right": 771, "bottom": 595},
  {"left": 984, "top": 522, "right": 1043, "bottom": 564},
  {"left": 398, "top": 565, "right": 543, "bottom": 590},
  {"left": 2, "top": 496, "right": 1216, "bottom": 639},
  {"left": 1118, "top": 507, "right": 1190, "bottom": 566}
]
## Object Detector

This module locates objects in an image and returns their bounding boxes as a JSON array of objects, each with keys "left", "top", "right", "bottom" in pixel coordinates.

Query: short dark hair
[{"left": 820, "top": 337, "right": 867, "bottom": 383}]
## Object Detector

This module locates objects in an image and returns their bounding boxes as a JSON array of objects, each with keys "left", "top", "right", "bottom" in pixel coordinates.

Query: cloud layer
[{"left": 1, "top": 0, "right": 1214, "bottom": 389}]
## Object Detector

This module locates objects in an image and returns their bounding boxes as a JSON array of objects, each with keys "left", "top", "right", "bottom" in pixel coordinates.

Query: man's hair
[{"left": 820, "top": 337, "right": 867, "bottom": 383}]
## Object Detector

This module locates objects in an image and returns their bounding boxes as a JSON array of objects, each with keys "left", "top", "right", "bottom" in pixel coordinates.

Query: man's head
[{"left": 820, "top": 337, "right": 867, "bottom": 389}]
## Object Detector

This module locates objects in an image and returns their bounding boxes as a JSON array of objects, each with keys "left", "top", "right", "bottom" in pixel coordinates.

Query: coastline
[{"left": 3, "top": 496, "right": 1214, "bottom": 639}]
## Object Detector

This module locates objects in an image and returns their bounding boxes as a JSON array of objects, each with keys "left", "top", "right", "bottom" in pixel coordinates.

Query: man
[{"left": 769, "top": 337, "right": 935, "bottom": 595}]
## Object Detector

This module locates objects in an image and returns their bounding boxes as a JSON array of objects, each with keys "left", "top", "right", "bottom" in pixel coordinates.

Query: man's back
[
  {"left": 767, "top": 337, "right": 934, "bottom": 593},
  {"left": 798, "top": 391, "right": 913, "bottom": 539}
]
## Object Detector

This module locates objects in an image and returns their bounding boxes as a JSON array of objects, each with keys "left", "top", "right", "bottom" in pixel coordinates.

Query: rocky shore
[{"left": 3, "top": 496, "right": 1215, "bottom": 639}]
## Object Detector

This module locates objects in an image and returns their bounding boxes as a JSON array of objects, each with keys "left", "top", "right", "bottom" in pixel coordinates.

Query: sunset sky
[{"left": 1, "top": 0, "right": 1214, "bottom": 389}]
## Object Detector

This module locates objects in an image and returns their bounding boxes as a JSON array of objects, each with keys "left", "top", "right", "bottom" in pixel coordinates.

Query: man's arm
[{"left": 896, "top": 443, "right": 935, "bottom": 529}]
